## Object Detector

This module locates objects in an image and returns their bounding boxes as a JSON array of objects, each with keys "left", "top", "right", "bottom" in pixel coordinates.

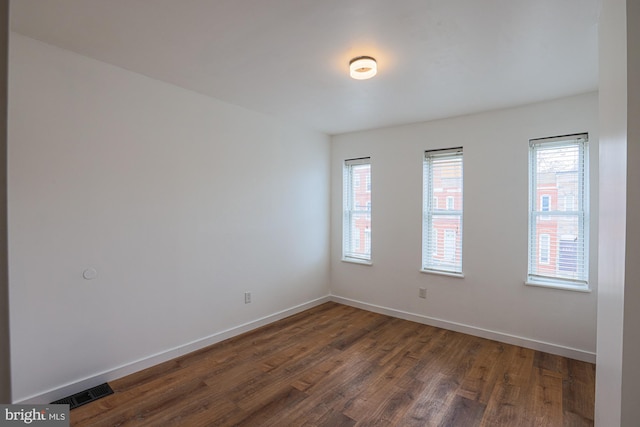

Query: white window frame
[
  {"left": 527, "top": 133, "right": 589, "bottom": 291},
  {"left": 422, "top": 147, "right": 463, "bottom": 276},
  {"left": 343, "top": 157, "right": 372, "bottom": 264}
]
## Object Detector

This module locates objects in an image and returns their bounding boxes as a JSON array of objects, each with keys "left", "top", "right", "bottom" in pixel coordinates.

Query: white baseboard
[
  {"left": 17, "top": 295, "right": 331, "bottom": 404},
  {"left": 330, "top": 295, "right": 596, "bottom": 363}
]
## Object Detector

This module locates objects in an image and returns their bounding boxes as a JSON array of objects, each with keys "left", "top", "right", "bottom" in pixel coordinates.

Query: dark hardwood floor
[{"left": 70, "top": 302, "right": 595, "bottom": 426}]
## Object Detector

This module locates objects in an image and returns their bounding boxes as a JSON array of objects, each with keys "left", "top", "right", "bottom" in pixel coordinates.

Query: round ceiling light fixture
[{"left": 349, "top": 56, "right": 377, "bottom": 80}]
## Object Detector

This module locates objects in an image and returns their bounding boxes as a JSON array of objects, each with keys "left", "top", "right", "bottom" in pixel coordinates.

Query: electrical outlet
[
  {"left": 244, "top": 291, "right": 251, "bottom": 304},
  {"left": 419, "top": 288, "right": 427, "bottom": 299}
]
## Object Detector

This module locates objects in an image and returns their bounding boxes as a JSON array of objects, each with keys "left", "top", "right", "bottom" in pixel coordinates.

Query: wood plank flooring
[{"left": 70, "top": 302, "right": 595, "bottom": 426}]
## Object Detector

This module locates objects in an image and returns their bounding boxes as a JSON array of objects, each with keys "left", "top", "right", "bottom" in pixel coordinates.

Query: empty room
[{"left": 1, "top": 0, "right": 639, "bottom": 426}]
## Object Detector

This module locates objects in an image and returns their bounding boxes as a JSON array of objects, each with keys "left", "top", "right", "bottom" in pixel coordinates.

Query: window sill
[
  {"left": 525, "top": 280, "right": 591, "bottom": 293},
  {"left": 342, "top": 258, "right": 372, "bottom": 266},
  {"left": 420, "top": 269, "right": 464, "bottom": 279}
]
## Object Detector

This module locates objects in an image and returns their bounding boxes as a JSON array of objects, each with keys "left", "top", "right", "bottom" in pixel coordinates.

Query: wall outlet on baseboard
[
  {"left": 419, "top": 288, "right": 427, "bottom": 299},
  {"left": 244, "top": 291, "right": 251, "bottom": 304}
]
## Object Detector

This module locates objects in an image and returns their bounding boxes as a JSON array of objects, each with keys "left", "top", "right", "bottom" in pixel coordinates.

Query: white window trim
[
  {"left": 421, "top": 269, "right": 465, "bottom": 278},
  {"left": 525, "top": 277, "right": 591, "bottom": 293}
]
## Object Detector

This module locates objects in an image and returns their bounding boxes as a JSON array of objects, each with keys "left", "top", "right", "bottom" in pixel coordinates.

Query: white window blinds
[
  {"left": 423, "top": 148, "right": 463, "bottom": 274},
  {"left": 343, "top": 158, "right": 371, "bottom": 262},
  {"left": 528, "top": 134, "right": 589, "bottom": 287}
]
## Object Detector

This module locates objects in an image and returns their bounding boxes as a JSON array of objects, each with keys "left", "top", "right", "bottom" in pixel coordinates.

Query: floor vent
[{"left": 52, "top": 383, "right": 114, "bottom": 410}]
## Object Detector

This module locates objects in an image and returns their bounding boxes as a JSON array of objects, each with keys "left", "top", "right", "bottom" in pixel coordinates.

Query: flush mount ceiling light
[{"left": 349, "top": 56, "right": 377, "bottom": 80}]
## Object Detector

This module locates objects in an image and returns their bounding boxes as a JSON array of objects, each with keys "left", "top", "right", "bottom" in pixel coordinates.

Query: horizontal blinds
[
  {"left": 423, "top": 148, "right": 463, "bottom": 273},
  {"left": 345, "top": 157, "right": 371, "bottom": 166},
  {"left": 529, "top": 133, "right": 588, "bottom": 146},
  {"left": 343, "top": 158, "right": 371, "bottom": 261},
  {"left": 528, "top": 135, "right": 588, "bottom": 284}
]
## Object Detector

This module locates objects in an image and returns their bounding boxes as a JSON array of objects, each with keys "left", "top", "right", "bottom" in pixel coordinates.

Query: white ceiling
[{"left": 10, "top": 0, "right": 600, "bottom": 135}]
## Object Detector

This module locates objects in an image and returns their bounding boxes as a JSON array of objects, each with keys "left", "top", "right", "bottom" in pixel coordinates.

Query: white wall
[
  {"left": 0, "top": 0, "right": 10, "bottom": 404},
  {"left": 621, "top": 2, "right": 640, "bottom": 424},
  {"left": 331, "top": 93, "right": 598, "bottom": 361},
  {"left": 596, "top": 0, "right": 640, "bottom": 425},
  {"left": 8, "top": 34, "right": 330, "bottom": 403},
  {"left": 595, "top": 0, "right": 626, "bottom": 423}
]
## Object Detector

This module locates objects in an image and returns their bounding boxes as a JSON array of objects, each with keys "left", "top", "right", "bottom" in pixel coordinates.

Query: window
[
  {"left": 444, "top": 229, "right": 456, "bottom": 262},
  {"left": 539, "top": 234, "right": 550, "bottom": 265},
  {"left": 446, "top": 196, "right": 455, "bottom": 210},
  {"left": 528, "top": 134, "right": 588, "bottom": 289},
  {"left": 562, "top": 195, "right": 575, "bottom": 212},
  {"left": 423, "top": 148, "right": 463, "bottom": 274},
  {"left": 540, "top": 195, "right": 550, "bottom": 211},
  {"left": 343, "top": 158, "right": 371, "bottom": 263}
]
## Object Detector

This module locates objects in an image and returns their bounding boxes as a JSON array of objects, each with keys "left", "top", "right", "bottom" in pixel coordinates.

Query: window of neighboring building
[
  {"left": 422, "top": 147, "right": 463, "bottom": 275},
  {"left": 343, "top": 158, "right": 372, "bottom": 263},
  {"left": 446, "top": 196, "right": 455, "bottom": 210},
  {"left": 528, "top": 133, "right": 589, "bottom": 290},
  {"left": 563, "top": 195, "right": 575, "bottom": 212},
  {"left": 540, "top": 194, "right": 550, "bottom": 211},
  {"left": 444, "top": 229, "right": 456, "bottom": 262},
  {"left": 539, "top": 234, "right": 550, "bottom": 265}
]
